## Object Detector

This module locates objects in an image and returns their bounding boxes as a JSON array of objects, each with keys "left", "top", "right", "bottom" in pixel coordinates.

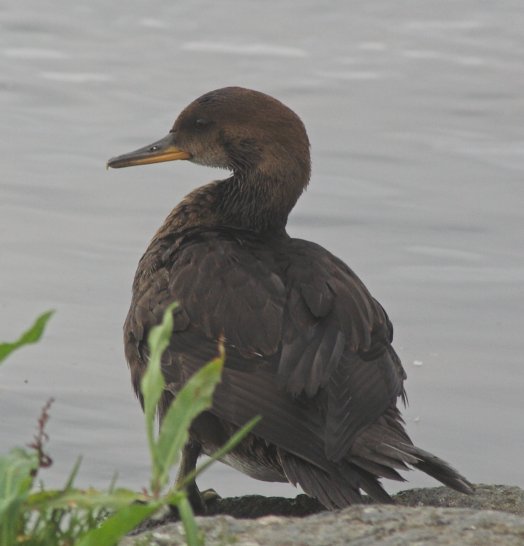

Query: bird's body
[{"left": 108, "top": 87, "right": 473, "bottom": 509}]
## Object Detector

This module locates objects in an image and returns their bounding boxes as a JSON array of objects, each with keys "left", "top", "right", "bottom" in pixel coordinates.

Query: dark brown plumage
[{"left": 107, "top": 87, "right": 473, "bottom": 510}]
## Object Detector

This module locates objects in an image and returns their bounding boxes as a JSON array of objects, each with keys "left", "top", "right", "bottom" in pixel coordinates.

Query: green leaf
[
  {"left": 140, "top": 302, "right": 224, "bottom": 496},
  {"left": 154, "top": 353, "right": 224, "bottom": 491},
  {"left": 0, "top": 310, "right": 54, "bottom": 364},
  {"left": 141, "top": 302, "right": 178, "bottom": 488},
  {"left": 75, "top": 501, "right": 162, "bottom": 546},
  {"left": 27, "top": 487, "right": 148, "bottom": 512}
]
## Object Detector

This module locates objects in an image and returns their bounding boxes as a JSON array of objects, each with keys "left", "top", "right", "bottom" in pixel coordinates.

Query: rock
[
  {"left": 120, "top": 485, "right": 524, "bottom": 546},
  {"left": 395, "top": 484, "right": 524, "bottom": 516}
]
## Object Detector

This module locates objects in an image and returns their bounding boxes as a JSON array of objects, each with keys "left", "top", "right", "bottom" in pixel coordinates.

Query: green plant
[
  {"left": 0, "top": 311, "right": 54, "bottom": 364},
  {"left": 0, "top": 308, "right": 258, "bottom": 546}
]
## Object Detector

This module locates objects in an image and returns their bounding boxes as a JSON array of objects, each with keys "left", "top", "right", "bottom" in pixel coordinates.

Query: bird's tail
[
  {"left": 348, "top": 407, "right": 475, "bottom": 498},
  {"left": 407, "top": 445, "right": 475, "bottom": 495}
]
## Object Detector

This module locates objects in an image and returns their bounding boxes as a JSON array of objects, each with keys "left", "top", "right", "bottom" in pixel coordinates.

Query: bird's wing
[
  {"left": 277, "top": 239, "right": 406, "bottom": 461},
  {"left": 164, "top": 230, "right": 287, "bottom": 355},
  {"left": 125, "top": 230, "right": 405, "bottom": 466},
  {"left": 125, "top": 228, "right": 285, "bottom": 379}
]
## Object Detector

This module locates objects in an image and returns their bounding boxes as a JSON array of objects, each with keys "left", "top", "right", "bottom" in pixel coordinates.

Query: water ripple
[
  {"left": 181, "top": 41, "right": 308, "bottom": 58},
  {"left": 39, "top": 71, "right": 114, "bottom": 83},
  {"left": 4, "top": 47, "right": 69, "bottom": 60}
]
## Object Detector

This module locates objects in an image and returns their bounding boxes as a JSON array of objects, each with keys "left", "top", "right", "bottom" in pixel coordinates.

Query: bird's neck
[{"left": 156, "top": 172, "right": 305, "bottom": 238}]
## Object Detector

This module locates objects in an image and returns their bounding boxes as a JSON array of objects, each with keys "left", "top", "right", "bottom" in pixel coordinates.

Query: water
[{"left": 1, "top": 0, "right": 523, "bottom": 497}]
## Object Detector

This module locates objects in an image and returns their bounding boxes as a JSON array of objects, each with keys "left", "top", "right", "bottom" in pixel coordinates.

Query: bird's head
[{"left": 107, "top": 86, "right": 311, "bottom": 186}]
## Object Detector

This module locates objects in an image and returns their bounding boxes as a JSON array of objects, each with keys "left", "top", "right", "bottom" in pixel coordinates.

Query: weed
[{"left": 0, "top": 309, "right": 257, "bottom": 545}]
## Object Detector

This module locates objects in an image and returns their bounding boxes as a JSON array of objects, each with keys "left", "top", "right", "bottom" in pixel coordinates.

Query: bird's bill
[{"left": 106, "top": 133, "right": 191, "bottom": 169}]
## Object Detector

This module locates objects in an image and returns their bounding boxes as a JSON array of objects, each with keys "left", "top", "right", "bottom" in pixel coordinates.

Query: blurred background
[{"left": 1, "top": 0, "right": 523, "bottom": 497}]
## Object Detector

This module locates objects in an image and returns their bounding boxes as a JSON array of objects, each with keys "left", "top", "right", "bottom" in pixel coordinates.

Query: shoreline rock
[{"left": 121, "top": 484, "right": 524, "bottom": 546}]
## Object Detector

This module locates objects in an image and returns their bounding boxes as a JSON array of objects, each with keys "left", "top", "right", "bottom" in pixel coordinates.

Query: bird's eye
[
  {"left": 195, "top": 118, "right": 210, "bottom": 127},
  {"left": 149, "top": 145, "right": 160, "bottom": 152}
]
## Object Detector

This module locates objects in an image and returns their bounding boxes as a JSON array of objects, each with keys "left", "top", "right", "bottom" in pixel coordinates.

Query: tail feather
[
  {"left": 350, "top": 455, "right": 407, "bottom": 482},
  {"left": 279, "top": 451, "right": 362, "bottom": 508},
  {"left": 276, "top": 404, "right": 473, "bottom": 509},
  {"left": 348, "top": 407, "right": 474, "bottom": 498},
  {"left": 406, "top": 445, "right": 475, "bottom": 495},
  {"left": 341, "top": 463, "right": 393, "bottom": 504},
  {"left": 280, "top": 450, "right": 396, "bottom": 508}
]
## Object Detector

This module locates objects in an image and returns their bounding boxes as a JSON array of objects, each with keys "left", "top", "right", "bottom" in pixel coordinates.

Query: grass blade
[
  {"left": 75, "top": 501, "right": 161, "bottom": 546},
  {"left": 63, "top": 456, "right": 82, "bottom": 490},
  {"left": 177, "top": 494, "right": 203, "bottom": 546},
  {"left": 177, "top": 416, "right": 261, "bottom": 491},
  {"left": 0, "top": 448, "right": 38, "bottom": 545}
]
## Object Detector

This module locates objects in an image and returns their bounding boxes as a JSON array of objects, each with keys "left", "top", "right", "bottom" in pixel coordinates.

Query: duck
[{"left": 107, "top": 86, "right": 473, "bottom": 510}]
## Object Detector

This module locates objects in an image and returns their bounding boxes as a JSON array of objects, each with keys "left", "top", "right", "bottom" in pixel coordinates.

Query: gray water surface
[{"left": 1, "top": 0, "right": 523, "bottom": 497}]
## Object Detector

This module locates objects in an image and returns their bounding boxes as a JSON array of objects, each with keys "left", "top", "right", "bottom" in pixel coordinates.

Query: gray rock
[
  {"left": 120, "top": 485, "right": 524, "bottom": 546},
  {"left": 395, "top": 484, "right": 524, "bottom": 516}
]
